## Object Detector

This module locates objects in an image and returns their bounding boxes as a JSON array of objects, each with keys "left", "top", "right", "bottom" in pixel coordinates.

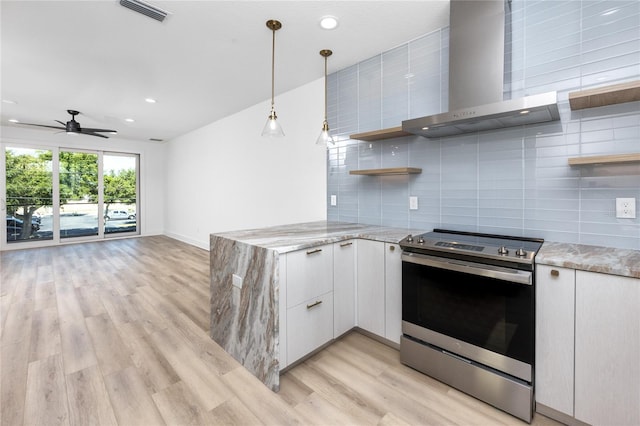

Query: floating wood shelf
[
  {"left": 349, "top": 167, "right": 422, "bottom": 176},
  {"left": 569, "top": 80, "right": 640, "bottom": 110},
  {"left": 349, "top": 126, "right": 412, "bottom": 141},
  {"left": 568, "top": 153, "right": 640, "bottom": 166}
]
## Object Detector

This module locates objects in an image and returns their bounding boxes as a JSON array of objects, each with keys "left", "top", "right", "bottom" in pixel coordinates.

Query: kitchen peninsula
[{"left": 209, "top": 221, "right": 419, "bottom": 391}]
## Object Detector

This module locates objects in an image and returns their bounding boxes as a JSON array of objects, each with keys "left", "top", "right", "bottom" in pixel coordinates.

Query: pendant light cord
[
  {"left": 323, "top": 55, "right": 328, "bottom": 121},
  {"left": 271, "top": 27, "right": 276, "bottom": 110}
]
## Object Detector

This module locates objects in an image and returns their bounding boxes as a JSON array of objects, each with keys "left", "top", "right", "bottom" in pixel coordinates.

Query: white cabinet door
[
  {"left": 574, "top": 271, "right": 640, "bottom": 426},
  {"left": 357, "top": 239, "right": 385, "bottom": 337},
  {"left": 384, "top": 243, "right": 402, "bottom": 344},
  {"left": 287, "top": 291, "right": 334, "bottom": 365},
  {"left": 333, "top": 239, "right": 357, "bottom": 337},
  {"left": 286, "top": 244, "right": 333, "bottom": 308},
  {"left": 535, "top": 265, "right": 575, "bottom": 417}
]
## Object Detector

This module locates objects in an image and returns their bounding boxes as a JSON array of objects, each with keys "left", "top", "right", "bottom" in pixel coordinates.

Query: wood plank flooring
[{"left": 1, "top": 236, "right": 560, "bottom": 425}]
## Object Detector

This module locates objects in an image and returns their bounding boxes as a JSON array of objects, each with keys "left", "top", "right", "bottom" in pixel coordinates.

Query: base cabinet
[
  {"left": 384, "top": 243, "right": 402, "bottom": 344},
  {"left": 574, "top": 271, "right": 640, "bottom": 426},
  {"left": 287, "top": 292, "right": 334, "bottom": 364},
  {"left": 334, "top": 240, "right": 357, "bottom": 337},
  {"left": 535, "top": 265, "right": 575, "bottom": 417},
  {"left": 357, "top": 240, "right": 385, "bottom": 336},
  {"left": 357, "top": 240, "right": 402, "bottom": 344},
  {"left": 283, "top": 244, "right": 334, "bottom": 367},
  {"left": 536, "top": 266, "right": 640, "bottom": 425}
]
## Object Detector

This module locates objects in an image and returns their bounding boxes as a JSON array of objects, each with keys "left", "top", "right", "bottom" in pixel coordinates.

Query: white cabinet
[
  {"left": 356, "top": 240, "right": 403, "bottom": 344},
  {"left": 535, "top": 266, "right": 640, "bottom": 425},
  {"left": 333, "top": 240, "right": 357, "bottom": 337},
  {"left": 574, "top": 271, "right": 640, "bottom": 426},
  {"left": 286, "top": 244, "right": 333, "bottom": 308},
  {"left": 287, "top": 292, "right": 334, "bottom": 364},
  {"left": 284, "top": 244, "right": 334, "bottom": 366},
  {"left": 357, "top": 239, "right": 385, "bottom": 336},
  {"left": 384, "top": 243, "right": 402, "bottom": 344},
  {"left": 535, "top": 265, "right": 575, "bottom": 417}
]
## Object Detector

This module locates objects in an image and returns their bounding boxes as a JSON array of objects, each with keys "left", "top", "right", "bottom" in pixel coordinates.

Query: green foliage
[
  {"left": 5, "top": 149, "right": 52, "bottom": 215},
  {"left": 59, "top": 151, "right": 99, "bottom": 202},
  {"left": 104, "top": 168, "right": 136, "bottom": 204}
]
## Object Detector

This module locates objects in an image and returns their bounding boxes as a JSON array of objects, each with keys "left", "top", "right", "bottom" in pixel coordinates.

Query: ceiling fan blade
[
  {"left": 80, "top": 131, "right": 109, "bottom": 139},
  {"left": 19, "top": 123, "right": 66, "bottom": 130},
  {"left": 55, "top": 120, "right": 66, "bottom": 126},
  {"left": 82, "top": 127, "right": 117, "bottom": 133}
]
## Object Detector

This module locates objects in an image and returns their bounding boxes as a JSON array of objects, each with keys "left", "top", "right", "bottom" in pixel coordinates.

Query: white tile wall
[{"left": 327, "top": 0, "right": 640, "bottom": 249}]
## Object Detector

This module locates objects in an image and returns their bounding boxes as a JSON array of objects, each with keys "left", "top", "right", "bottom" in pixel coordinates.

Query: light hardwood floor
[{"left": 1, "top": 236, "right": 560, "bottom": 425}]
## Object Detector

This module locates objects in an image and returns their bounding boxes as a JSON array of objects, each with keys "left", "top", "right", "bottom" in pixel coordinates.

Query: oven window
[{"left": 402, "top": 261, "right": 534, "bottom": 365}]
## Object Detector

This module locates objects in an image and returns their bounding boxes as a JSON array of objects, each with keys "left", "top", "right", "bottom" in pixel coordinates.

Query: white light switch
[
  {"left": 616, "top": 198, "right": 636, "bottom": 218},
  {"left": 330, "top": 195, "right": 337, "bottom": 206},
  {"left": 232, "top": 274, "right": 243, "bottom": 289},
  {"left": 409, "top": 196, "right": 418, "bottom": 210}
]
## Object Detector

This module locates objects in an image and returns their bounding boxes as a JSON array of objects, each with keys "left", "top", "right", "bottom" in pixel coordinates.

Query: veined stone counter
[
  {"left": 537, "top": 242, "right": 640, "bottom": 279},
  {"left": 209, "top": 221, "right": 421, "bottom": 391}
]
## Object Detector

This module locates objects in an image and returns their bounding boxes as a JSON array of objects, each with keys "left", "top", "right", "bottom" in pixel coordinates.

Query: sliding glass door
[
  {"left": 104, "top": 153, "right": 138, "bottom": 237},
  {"left": 59, "top": 150, "right": 99, "bottom": 239},
  {"left": 1, "top": 145, "right": 139, "bottom": 248},
  {"left": 3, "top": 146, "right": 54, "bottom": 243}
]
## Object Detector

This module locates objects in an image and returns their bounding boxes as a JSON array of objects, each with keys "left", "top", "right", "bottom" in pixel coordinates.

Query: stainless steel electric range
[{"left": 399, "top": 229, "right": 544, "bottom": 423}]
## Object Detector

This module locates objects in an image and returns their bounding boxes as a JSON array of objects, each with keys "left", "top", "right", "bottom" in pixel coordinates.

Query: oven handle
[{"left": 401, "top": 252, "right": 532, "bottom": 285}]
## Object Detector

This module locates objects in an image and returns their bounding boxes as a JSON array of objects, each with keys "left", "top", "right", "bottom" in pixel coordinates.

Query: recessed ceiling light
[
  {"left": 520, "top": 110, "right": 530, "bottom": 115},
  {"left": 145, "top": 98, "right": 156, "bottom": 103},
  {"left": 2, "top": 99, "right": 17, "bottom": 104},
  {"left": 125, "top": 118, "right": 135, "bottom": 123},
  {"left": 8, "top": 119, "right": 19, "bottom": 123},
  {"left": 319, "top": 15, "right": 338, "bottom": 30}
]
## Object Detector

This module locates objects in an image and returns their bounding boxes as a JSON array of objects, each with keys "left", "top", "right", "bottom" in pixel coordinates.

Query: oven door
[{"left": 401, "top": 252, "right": 534, "bottom": 381}]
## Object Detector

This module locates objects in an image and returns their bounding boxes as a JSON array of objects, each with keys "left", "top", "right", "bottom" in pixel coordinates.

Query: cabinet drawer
[
  {"left": 286, "top": 244, "right": 333, "bottom": 308},
  {"left": 287, "top": 292, "right": 334, "bottom": 364}
]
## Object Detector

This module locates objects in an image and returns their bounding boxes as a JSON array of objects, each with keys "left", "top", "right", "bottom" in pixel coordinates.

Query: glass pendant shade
[
  {"left": 315, "top": 120, "right": 334, "bottom": 145},
  {"left": 262, "top": 108, "right": 285, "bottom": 137}
]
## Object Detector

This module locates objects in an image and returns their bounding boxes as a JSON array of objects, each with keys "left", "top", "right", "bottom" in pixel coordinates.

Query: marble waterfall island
[
  {"left": 209, "top": 237, "right": 280, "bottom": 390},
  {"left": 209, "top": 221, "right": 416, "bottom": 391}
]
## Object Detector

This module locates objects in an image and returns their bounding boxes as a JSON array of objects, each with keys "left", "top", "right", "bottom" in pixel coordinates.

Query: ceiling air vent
[{"left": 119, "top": 0, "right": 168, "bottom": 22}]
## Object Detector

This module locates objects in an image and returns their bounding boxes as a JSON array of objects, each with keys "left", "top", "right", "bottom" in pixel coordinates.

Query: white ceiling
[{"left": 1, "top": 0, "right": 449, "bottom": 142}]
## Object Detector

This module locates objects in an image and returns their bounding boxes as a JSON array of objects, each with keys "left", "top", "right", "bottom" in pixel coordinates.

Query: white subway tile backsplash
[{"left": 326, "top": 1, "right": 640, "bottom": 248}]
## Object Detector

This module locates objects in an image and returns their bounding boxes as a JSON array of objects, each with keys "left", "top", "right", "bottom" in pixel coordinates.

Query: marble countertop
[
  {"left": 211, "top": 221, "right": 423, "bottom": 253},
  {"left": 537, "top": 241, "right": 640, "bottom": 279},
  {"left": 212, "top": 221, "right": 640, "bottom": 279}
]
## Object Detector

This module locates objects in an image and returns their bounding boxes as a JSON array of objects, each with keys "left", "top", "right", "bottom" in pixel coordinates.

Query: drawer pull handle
[
  {"left": 306, "top": 249, "right": 322, "bottom": 255},
  {"left": 550, "top": 269, "right": 559, "bottom": 277},
  {"left": 389, "top": 245, "right": 395, "bottom": 252},
  {"left": 340, "top": 242, "right": 353, "bottom": 247},
  {"left": 306, "top": 300, "right": 323, "bottom": 309}
]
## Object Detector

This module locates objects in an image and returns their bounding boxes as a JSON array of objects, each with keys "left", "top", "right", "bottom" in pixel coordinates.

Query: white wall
[
  {"left": 164, "top": 78, "right": 327, "bottom": 249},
  {"left": 0, "top": 126, "right": 166, "bottom": 236}
]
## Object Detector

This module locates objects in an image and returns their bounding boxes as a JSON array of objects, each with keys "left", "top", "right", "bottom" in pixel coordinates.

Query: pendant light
[
  {"left": 262, "top": 19, "right": 285, "bottom": 137},
  {"left": 316, "top": 49, "right": 335, "bottom": 146}
]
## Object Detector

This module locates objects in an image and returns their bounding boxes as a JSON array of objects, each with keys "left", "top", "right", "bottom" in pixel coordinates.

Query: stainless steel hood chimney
[{"left": 402, "top": 0, "right": 560, "bottom": 138}]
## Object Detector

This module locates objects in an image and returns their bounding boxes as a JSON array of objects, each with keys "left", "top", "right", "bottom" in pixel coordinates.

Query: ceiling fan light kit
[{"left": 262, "top": 19, "right": 285, "bottom": 138}]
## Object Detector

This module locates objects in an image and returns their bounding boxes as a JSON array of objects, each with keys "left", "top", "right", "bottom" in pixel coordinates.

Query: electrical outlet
[
  {"left": 232, "top": 274, "right": 243, "bottom": 289},
  {"left": 330, "top": 195, "right": 337, "bottom": 206},
  {"left": 409, "top": 196, "right": 418, "bottom": 210},
  {"left": 616, "top": 198, "right": 636, "bottom": 219}
]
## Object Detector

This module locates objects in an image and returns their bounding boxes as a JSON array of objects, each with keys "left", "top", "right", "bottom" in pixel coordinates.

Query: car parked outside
[
  {"left": 104, "top": 210, "right": 136, "bottom": 220},
  {"left": 6, "top": 216, "right": 39, "bottom": 240}
]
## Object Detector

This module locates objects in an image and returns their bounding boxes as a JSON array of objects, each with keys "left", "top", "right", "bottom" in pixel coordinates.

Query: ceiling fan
[{"left": 20, "top": 109, "right": 117, "bottom": 138}]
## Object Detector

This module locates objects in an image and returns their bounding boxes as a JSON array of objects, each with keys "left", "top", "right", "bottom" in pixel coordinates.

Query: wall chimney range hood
[{"left": 402, "top": 0, "right": 560, "bottom": 138}]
